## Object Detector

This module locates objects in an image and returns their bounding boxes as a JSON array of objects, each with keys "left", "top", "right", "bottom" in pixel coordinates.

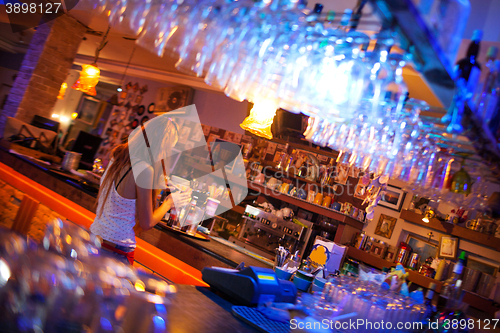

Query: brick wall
[
  {"left": 0, "top": 14, "right": 86, "bottom": 133},
  {"left": 0, "top": 179, "right": 64, "bottom": 242}
]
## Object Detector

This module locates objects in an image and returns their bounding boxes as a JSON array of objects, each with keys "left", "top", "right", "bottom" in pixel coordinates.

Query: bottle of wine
[{"left": 456, "top": 30, "right": 482, "bottom": 95}]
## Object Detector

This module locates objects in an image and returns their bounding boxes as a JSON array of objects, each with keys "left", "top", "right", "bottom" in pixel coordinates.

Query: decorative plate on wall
[
  {"left": 148, "top": 103, "right": 155, "bottom": 113},
  {"left": 136, "top": 105, "right": 145, "bottom": 116},
  {"left": 131, "top": 119, "right": 139, "bottom": 129}
]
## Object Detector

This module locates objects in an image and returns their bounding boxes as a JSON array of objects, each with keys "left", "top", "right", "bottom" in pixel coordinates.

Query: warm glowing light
[
  {"left": 72, "top": 64, "right": 100, "bottom": 96},
  {"left": 117, "top": 87, "right": 122, "bottom": 92},
  {"left": 0, "top": 259, "right": 10, "bottom": 287},
  {"left": 71, "top": 112, "right": 78, "bottom": 119},
  {"left": 57, "top": 82, "right": 67, "bottom": 100},
  {"left": 135, "top": 280, "right": 146, "bottom": 292},
  {"left": 240, "top": 100, "right": 278, "bottom": 139},
  {"left": 60, "top": 116, "right": 70, "bottom": 123},
  {"left": 52, "top": 114, "right": 60, "bottom": 118},
  {"left": 422, "top": 217, "right": 429, "bottom": 223}
]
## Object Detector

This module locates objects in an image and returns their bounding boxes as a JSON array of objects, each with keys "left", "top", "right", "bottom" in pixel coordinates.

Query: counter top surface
[
  {"left": 170, "top": 285, "right": 257, "bottom": 333},
  {"left": 141, "top": 225, "right": 272, "bottom": 270},
  {"left": 0, "top": 146, "right": 98, "bottom": 211}
]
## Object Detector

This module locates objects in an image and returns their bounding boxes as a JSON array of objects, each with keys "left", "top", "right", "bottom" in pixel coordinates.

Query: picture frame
[
  {"left": 467, "top": 258, "right": 498, "bottom": 277},
  {"left": 406, "top": 234, "right": 438, "bottom": 263},
  {"left": 385, "top": 245, "right": 398, "bottom": 262},
  {"left": 438, "top": 236, "right": 459, "bottom": 260},
  {"left": 374, "top": 214, "right": 397, "bottom": 239},
  {"left": 379, "top": 185, "right": 407, "bottom": 212},
  {"left": 370, "top": 242, "right": 387, "bottom": 259},
  {"left": 76, "top": 96, "right": 103, "bottom": 126}
]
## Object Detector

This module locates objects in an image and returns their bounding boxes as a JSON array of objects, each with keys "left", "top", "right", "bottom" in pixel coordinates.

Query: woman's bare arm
[{"left": 135, "top": 166, "right": 191, "bottom": 231}]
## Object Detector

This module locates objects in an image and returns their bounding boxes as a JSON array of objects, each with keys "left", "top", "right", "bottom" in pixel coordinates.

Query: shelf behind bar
[
  {"left": 347, "top": 247, "right": 500, "bottom": 313},
  {"left": 347, "top": 246, "right": 443, "bottom": 292},
  {"left": 400, "top": 209, "right": 500, "bottom": 252},
  {"left": 248, "top": 182, "right": 364, "bottom": 229}
]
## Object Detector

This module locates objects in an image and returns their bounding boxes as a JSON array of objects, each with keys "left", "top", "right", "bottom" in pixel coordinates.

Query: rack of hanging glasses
[{"left": 80, "top": 0, "right": 500, "bottom": 188}]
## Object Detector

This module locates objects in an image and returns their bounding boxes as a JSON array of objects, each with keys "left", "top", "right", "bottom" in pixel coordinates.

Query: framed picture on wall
[
  {"left": 374, "top": 214, "right": 397, "bottom": 239},
  {"left": 406, "top": 234, "right": 438, "bottom": 263},
  {"left": 77, "top": 96, "right": 103, "bottom": 126},
  {"left": 439, "top": 236, "right": 459, "bottom": 260},
  {"left": 379, "top": 185, "right": 407, "bottom": 212}
]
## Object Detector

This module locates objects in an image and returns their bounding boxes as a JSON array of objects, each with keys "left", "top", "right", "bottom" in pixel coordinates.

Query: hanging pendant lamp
[
  {"left": 72, "top": 64, "right": 100, "bottom": 96},
  {"left": 240, "top": 100, "right": 278, "bottom": 140},
  {"left": 72, "top": 27, "right": 110, "bottom": 96}
]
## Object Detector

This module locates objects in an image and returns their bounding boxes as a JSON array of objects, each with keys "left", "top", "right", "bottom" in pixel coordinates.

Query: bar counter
[
  {"left": 168, "top": 285, "right": 256, "bottom": 332},
  {"left": 0, "top": 146, "right": 270, "bottom": 274}
]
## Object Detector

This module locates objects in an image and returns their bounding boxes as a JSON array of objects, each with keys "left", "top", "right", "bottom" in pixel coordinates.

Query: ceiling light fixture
[
  {"left": 72, "top": 26, "right": 110, "bottom": 96},
  {"left": 240, "top": 100, "right": 278, "bottom": 140}
]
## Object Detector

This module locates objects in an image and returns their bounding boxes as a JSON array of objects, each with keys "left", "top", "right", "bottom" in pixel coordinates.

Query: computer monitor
[
  {"left": 71, "top": 131, "right": 103, "bottom": 170},
  {"left": 31, "top": 115, "right": 60, "bottom": 134}
]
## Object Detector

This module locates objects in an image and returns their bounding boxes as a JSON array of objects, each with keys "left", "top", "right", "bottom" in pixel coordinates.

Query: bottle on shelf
[
  {"left": 320, "top": 158, "right": 335, "bottom": 186},
  {"left": 180, "top": 197, "right": 200, "bottom": 233},
  {"left": 442, "top": 30, "right": 482, "bottom": 132},
  {"left": 423, "top": 282, "right": 437, "bottom": 322},
  {"left": 456, "top": 29, "right": 482, "bottom": 95},
  {"left": 284, "top": 149, "right": 297, "bottom": 174},
  {"left": 297, "top": 156, "right": 309, "bottom": 178},
  {"left": 276, "top": 144, "right": 289, "bottom": 170},
  {"left": 439, "top": 251, "right": 466, "bottom": 305}
]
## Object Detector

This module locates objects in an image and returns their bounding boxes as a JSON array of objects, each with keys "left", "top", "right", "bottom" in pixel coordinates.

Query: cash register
[{"left": 202, "top": 266, "right": 297, "bottom": 306}]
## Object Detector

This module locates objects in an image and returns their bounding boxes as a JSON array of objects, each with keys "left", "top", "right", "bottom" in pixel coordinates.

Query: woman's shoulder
[{"left": 130, "top": 159, "right": 154, "bottom": 178}]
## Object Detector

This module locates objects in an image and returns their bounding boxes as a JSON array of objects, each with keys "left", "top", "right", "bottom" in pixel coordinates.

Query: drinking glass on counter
[{"left": 0, "top": 221, "right": 176, "bottom": 332}]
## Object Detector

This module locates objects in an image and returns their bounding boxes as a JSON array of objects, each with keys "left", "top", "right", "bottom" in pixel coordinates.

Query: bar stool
[{"left": 11, "top": 195, "right": 40, "bottom": 236}]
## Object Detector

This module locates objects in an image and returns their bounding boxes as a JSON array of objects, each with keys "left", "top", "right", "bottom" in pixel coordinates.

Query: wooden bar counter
[{"left": 0, "top": 147, "right": 269, "bottom": 280}]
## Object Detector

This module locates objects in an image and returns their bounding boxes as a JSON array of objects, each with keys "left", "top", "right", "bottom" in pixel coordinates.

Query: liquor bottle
[
  {"left": 284, "top": 149, "right": 297, "bottom": 174},
  {"left": 456, "top": 30, "right": 482, "bottom": 95},
  {"left": 309, "top": 3, "right": 323, "bottom": 20},
  {"left": 297, "top": 155, "right": 309, "bottom": 178},
  {"left": 276, "top": 144, "right": 289, "bottom": 170},
  {"left": 440, "top": 251, "right": 466, "bottom": 304},
  {"left": 180, "top": 198, "right": 198, "bottom": 232},
  {"left": 334, "top": 8, "right": 352, "bottom": 36},
  {"left": 442, "top": 32, "right": 482, "bottom": 132},
  {"left": 423, "top": 283, "right": 437, "bottom": 322},
  {"left": 320, "top": 158, "right": 335, "bottom": 186},
  {"left": 348, "top": 0, "right": 367, "bottom": 31}
]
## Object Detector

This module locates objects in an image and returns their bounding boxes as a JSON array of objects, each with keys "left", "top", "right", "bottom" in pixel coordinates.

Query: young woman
[{"left": 91, "top": 117, "right": 191, "bottom": 264}]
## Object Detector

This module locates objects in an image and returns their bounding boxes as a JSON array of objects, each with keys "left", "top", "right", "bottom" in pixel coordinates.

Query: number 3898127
[{"left": 5, "top": 2, "right": 62, "bottom": 14}]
